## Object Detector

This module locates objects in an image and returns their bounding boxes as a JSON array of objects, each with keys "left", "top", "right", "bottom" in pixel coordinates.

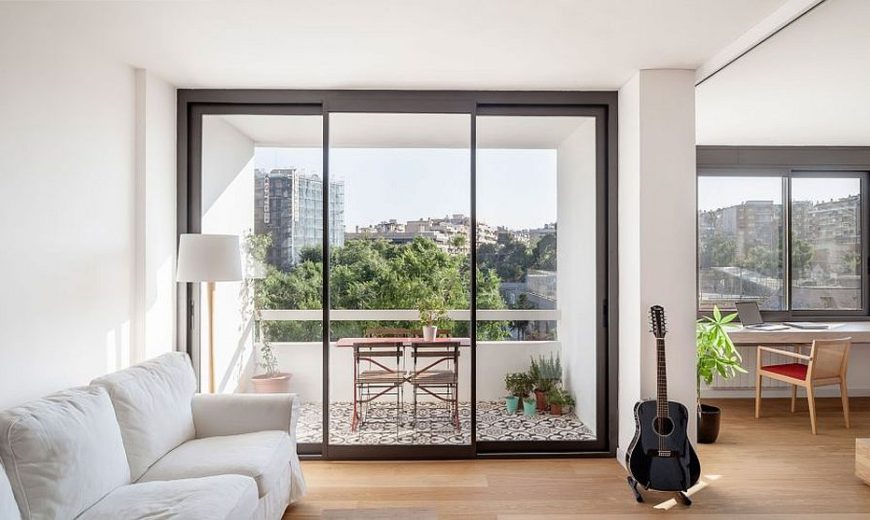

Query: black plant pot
[{"left": 698, "top": 404, "right": 721, "bottom": 444}]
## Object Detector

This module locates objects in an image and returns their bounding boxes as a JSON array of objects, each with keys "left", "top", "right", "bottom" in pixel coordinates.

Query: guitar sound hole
[{"left": 652, "top": 416, "right": 674, "bottom": 437}]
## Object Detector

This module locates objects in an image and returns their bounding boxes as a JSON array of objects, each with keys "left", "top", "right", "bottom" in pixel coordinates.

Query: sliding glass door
[{"left": 183, "top": 92, "right": 615, "bottom": 458}]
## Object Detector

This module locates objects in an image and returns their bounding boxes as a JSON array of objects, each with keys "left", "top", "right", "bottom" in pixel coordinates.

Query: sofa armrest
[{"left": 191, "top": 393, "right": 300, "bottom": 440}]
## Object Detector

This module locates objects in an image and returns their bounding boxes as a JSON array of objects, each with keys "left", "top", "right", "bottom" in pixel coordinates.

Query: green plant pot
[
  {"left": 505, "top": 396, "right": 519, "bottom": 414},
  {"left": 522, "top": 399, "right": 537, "bottom": 417}
]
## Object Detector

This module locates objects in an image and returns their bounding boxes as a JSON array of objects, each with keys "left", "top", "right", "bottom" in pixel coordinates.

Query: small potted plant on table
[
  {"left": 418, "top": 296, "right": 448, "bottom": 342},
  {"left": 504, "top": 372, "right": 534, "bottom": 414},
  {"left": 696, "top": 305, "right": 746, "bottom": 443}
]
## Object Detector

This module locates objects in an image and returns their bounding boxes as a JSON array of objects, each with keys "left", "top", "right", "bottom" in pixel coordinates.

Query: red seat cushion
[{"left": 761, "top": 362, "right": 808, "bottom": 380}]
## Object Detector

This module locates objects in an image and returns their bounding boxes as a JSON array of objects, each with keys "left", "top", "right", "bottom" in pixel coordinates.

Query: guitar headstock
[{"left": 649, "top": 305, "right": 667, "bottom": 339}]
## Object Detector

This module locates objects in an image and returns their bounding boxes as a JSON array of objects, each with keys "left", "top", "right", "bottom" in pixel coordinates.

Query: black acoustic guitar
[{"left": 626, "top": 305, "right": 701, "bottom": 505}]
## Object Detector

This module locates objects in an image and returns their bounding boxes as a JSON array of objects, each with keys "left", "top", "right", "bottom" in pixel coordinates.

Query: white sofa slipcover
[
  {"left": 0, "top": 352, "right": 305, "bottom": 520},
  {"left": 0, "top": 387, "right": 130, "bottom": 520}
]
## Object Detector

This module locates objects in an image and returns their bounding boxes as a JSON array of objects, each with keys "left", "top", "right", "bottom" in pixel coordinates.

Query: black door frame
[{"left": 177, "top": 90, "right": 619, "bottom": 459}]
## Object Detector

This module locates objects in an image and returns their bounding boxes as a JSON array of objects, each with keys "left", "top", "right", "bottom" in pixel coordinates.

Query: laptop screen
[{"left": 735, "top": 301, "right": 764, "bottom": 326}]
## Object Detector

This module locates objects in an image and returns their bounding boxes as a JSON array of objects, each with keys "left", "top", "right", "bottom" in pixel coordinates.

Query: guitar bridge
[{"left": 646, "top": 449, "right": 680, "bottom": 458}]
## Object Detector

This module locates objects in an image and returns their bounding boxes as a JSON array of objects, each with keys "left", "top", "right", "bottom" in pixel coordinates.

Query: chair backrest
[
  {"left": 353, "top": 341, "right": 404, "bottom": 374},
  {"left": 809, "top": 337, "right": 851, "bottom": 380},
  {"left": 364, "top": 327, "right": 414, "bottom": 338},
  {"left": 411, "top": 342, "right": 460, "bottom": 378}
]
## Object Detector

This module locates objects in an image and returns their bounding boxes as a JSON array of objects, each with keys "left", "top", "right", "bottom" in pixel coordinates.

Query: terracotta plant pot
[
  {"left": 549, "top": 403, "right": 562, "bottom": 416},
  {"left": 534, "top": 389, "right": 548, "bottom": 411},
  {"left": 251, "top": 372, "right": 292, "bottom": 393}
]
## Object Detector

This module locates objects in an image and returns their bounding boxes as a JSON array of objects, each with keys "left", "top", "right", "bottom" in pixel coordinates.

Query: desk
[{"left": 728, "top": 322, "right": 870, "bottom": 345}]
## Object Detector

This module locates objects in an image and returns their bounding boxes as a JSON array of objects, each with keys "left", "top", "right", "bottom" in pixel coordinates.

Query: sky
[
  {"left": 698, "top": 175, "right": 860, "bottom": 211},
  {"left": 255, "top": 147, "right": 558, "bottom": 230}
]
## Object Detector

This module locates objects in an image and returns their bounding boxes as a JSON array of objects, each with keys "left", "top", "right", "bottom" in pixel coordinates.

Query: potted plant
[
  {"left": 529, "top": 353, "right": 562, "bottom": 411},
  {"left": 547, "top": 386, "right": 575, "bottom": 416},
  {"left": 522, "top": 395, "right": 537, "bottom": 417},
  {"left": 696, "top": 305, "right": 746, "bottom": 443},
  {"left": 244, "top": 231, "right": 292, "bottom": 393},
  {"left": 504, "top": 372, "right": 534, "bottom": 414},
  {"left": 418, "top": 296, "right": 448, "bottom": 342},
  {"left": 250, "top": 342, "right": 292, "bottom": 393}
]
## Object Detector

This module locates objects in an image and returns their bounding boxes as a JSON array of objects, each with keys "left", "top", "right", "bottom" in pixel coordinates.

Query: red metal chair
[{"left": 408, "top": 341, "right": 461, "bottom": 432}]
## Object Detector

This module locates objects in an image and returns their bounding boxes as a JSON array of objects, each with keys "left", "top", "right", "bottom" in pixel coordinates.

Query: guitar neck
[{"left": 656, "top": 337, "right": 668, "bottom": 417}]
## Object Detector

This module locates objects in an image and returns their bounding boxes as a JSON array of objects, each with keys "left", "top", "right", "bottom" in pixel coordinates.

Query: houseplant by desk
[{"left": 697, "top": 305, "right": 746, "bottom": 443}]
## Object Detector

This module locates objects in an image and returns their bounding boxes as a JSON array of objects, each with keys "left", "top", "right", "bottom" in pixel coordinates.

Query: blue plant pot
[
  {"left": 505, "top": 396, "right": 519, "bottom": 414},
  {"left": 523, "top": 399, "right": 537, "bottom": 417}
]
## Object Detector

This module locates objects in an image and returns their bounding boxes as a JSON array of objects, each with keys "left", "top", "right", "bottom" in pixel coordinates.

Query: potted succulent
[
  {"left": 696, "top": 305, "right": 746, "bottom": 443},
  {"left": 522, "top": 395, "right": 537, "bottom": 417},
  {"left": 504, "top": 372, "right": 534, "bottom": 414},
  {"left": 529, "top": 353, "right": 562, "bottom": 411},
  {"left": 547, "top": 387, "right": 575, "bottom": 416},
  {"left": 418, "top": 296, "right": 448, "bottom": 342}
]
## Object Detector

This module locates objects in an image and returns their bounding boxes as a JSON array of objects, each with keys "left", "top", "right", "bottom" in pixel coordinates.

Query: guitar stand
[{"left": 626, "top": 476, "right": 692, "bottom": 506}]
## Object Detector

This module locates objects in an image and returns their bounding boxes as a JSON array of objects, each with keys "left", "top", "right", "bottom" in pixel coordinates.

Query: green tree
[
  {"left": 531, "top": 234, "right": 557, "bottom": 271},
  {"left": 791, "top": 237, "right": 814, "bottom": 278},
  {"left": 259, "top": 237, "right": 509, "bottom": 342}
]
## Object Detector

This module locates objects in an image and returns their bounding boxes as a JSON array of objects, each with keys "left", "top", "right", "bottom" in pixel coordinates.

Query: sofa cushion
[
  {"left": 0, "top": 462, "right": 21, "bottom": 520},
  {"left": 139, "top": 430, "right": 291, "bottom": 498},
  {"left": 91, "top": 352, "right": 197, "bottom": 480},
  {"left": 78, "top": 475, "right": 258, "bottom": 520},
  {"left": 0, "top": 387, "right": 130, "bottom": 520}
]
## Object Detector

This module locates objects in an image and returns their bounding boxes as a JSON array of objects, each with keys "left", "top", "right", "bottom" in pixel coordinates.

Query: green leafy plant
[
  {"left": 529, "top": 353, "right": 561, "bottom": 392},
  {"left": 697, "top": 305, "right": 747, "bottom": 405},
  {"left": 505, "top": 372, "right": 534, "bottom": 397},
  {"left": 547, "top": 386, "right": 575, "bottom": 407},
  {"left": 418, "top": 296, "right": 448, "bottom": 328},
  {"left": 243, "top": 231, "right": 281, "bottom": 377}
]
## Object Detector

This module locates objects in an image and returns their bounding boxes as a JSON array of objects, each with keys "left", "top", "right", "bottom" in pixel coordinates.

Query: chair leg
[
  {"left": 791, "top": 384, "right": 797, "bottom": 413},
  {"left": 807, "top": 384, "right": 818, "bottom": 435},
  {"left": 841, "top": 380, "right": 851, "bottom": 429},
  {"left": 755, "top": 373, "right": 763, "bottom": 419}
]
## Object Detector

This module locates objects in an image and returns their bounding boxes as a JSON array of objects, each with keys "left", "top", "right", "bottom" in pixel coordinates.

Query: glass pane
[
  {"left": 201, "top": 113, "right": 325, "bottom": 446},
  {"left": 328, "top": 113, "right": 471, "bottom": 446},
  {"left": 698, "top": 175, "right": 784, "bottom": 310},
  {"left": 791, "top": 176, "right": 862, "bottom": 310},
  {"left": 476, "top": 115, "right": 597, "bottom": 443}
]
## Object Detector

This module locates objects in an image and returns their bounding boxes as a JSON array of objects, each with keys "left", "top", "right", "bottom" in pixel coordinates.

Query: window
[{"left": 698, "top": 169, "right": 867, "bottom": 315}]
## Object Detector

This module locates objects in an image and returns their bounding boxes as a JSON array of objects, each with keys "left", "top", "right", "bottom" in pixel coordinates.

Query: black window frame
[
  {"left": 177, "top": 90, "right": 619, "bottom": 461},
  {"left": 697, "top": 146, "right": 870, "bottom": 321}
]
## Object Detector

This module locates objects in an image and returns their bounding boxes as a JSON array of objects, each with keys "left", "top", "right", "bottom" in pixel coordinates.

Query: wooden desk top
[
  {"left": 335, "top": 337, "right": 472, "bottom": 348},
  {"left": 728, "top": 322, "right": 870, "bottom": 344}
]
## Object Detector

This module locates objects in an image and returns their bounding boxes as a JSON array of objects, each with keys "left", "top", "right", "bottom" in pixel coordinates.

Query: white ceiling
[
  {"left": 1, "top": 0, "right": 786, "bottom": 90},
  {"left": 697, "top": 0, "right": 870, "bottom": 145},
  {"left": 217, "top": 113, "right": 592, "bottom": 149}
]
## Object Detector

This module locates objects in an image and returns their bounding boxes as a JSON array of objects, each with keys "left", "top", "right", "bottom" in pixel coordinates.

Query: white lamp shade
[{"left": 176, "top": 234, "right": 243, "bottom": 282}]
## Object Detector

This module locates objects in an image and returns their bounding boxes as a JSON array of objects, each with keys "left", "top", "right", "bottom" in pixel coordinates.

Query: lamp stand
[{"left": 207, "top": 280, "right": 216, "bottom": 393}]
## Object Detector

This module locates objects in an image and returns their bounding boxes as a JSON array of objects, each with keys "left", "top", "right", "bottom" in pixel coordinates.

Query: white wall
[
  {"left": 0, "top": 20, "right": 177, "bottom": 408},
  {"left": 201, "top": 116, "right": 255, "bottom": 394},
  {"left": 557, "top": 120, "right": 599, "bottom": 430},
  {"left": 618, "top": 69, "right": 698, "bottom": 462}
]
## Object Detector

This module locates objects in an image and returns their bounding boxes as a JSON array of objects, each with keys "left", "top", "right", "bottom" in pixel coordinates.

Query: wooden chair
[
  {"left": 351, "top": 340, "right": 406, "bottom": 432},
  {"left": 408, "top": 341, "right": 461, "bottom": 432},
  {"left": 755, "top": 337, "right": 851, "bottom": 434}
]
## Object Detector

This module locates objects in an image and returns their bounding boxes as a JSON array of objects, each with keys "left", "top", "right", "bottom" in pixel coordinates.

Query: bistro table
[{"left": 335, "top": 337, "right": 472, "bottom": 347}]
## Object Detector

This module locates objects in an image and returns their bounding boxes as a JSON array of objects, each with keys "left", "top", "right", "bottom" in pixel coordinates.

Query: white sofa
[{"left": 0, "top": 352, "right": 305, "bottom": 520}]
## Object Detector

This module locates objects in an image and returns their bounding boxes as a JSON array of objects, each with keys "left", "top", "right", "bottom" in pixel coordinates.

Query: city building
[
  {"left": 346, "top": 214, "right": 497, "bottom": 254},
  {"left": 255, "top": 168, "right": 345, "bottom": 269}
]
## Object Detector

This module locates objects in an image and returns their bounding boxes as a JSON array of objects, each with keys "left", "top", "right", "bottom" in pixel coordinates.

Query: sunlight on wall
[{"left": 105, "top": 320, "right": 132, "bottom": 373}]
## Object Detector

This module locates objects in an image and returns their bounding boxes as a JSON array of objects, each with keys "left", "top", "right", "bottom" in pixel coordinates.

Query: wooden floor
[{"left": 285, "top": 398, "right": 870, "bottom": 519}]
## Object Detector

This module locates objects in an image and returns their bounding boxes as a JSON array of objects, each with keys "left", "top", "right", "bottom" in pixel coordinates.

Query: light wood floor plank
[{"left": 286, "top": 398, "right": 870, "bottom": 518}]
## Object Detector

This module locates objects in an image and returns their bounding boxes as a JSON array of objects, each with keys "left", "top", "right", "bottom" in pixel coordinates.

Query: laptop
[{"left": 735, "top": 302, "right": 789, "bottom": 331}]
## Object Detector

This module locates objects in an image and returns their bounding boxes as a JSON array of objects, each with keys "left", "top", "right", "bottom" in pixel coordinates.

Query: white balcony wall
[
  {"left": 201, "top": 116, "right": 255, "bottom": 394},
  {"left": 557, "top": 119, "right": 598, "bottom": 432},
  {"left": 0, "top": 4, "right": 177, "bottom": 409}
]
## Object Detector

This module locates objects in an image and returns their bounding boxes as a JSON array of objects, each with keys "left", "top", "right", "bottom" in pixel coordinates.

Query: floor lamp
[{"left": 177, "top": 233, "right": 242, "bottom": 393}]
